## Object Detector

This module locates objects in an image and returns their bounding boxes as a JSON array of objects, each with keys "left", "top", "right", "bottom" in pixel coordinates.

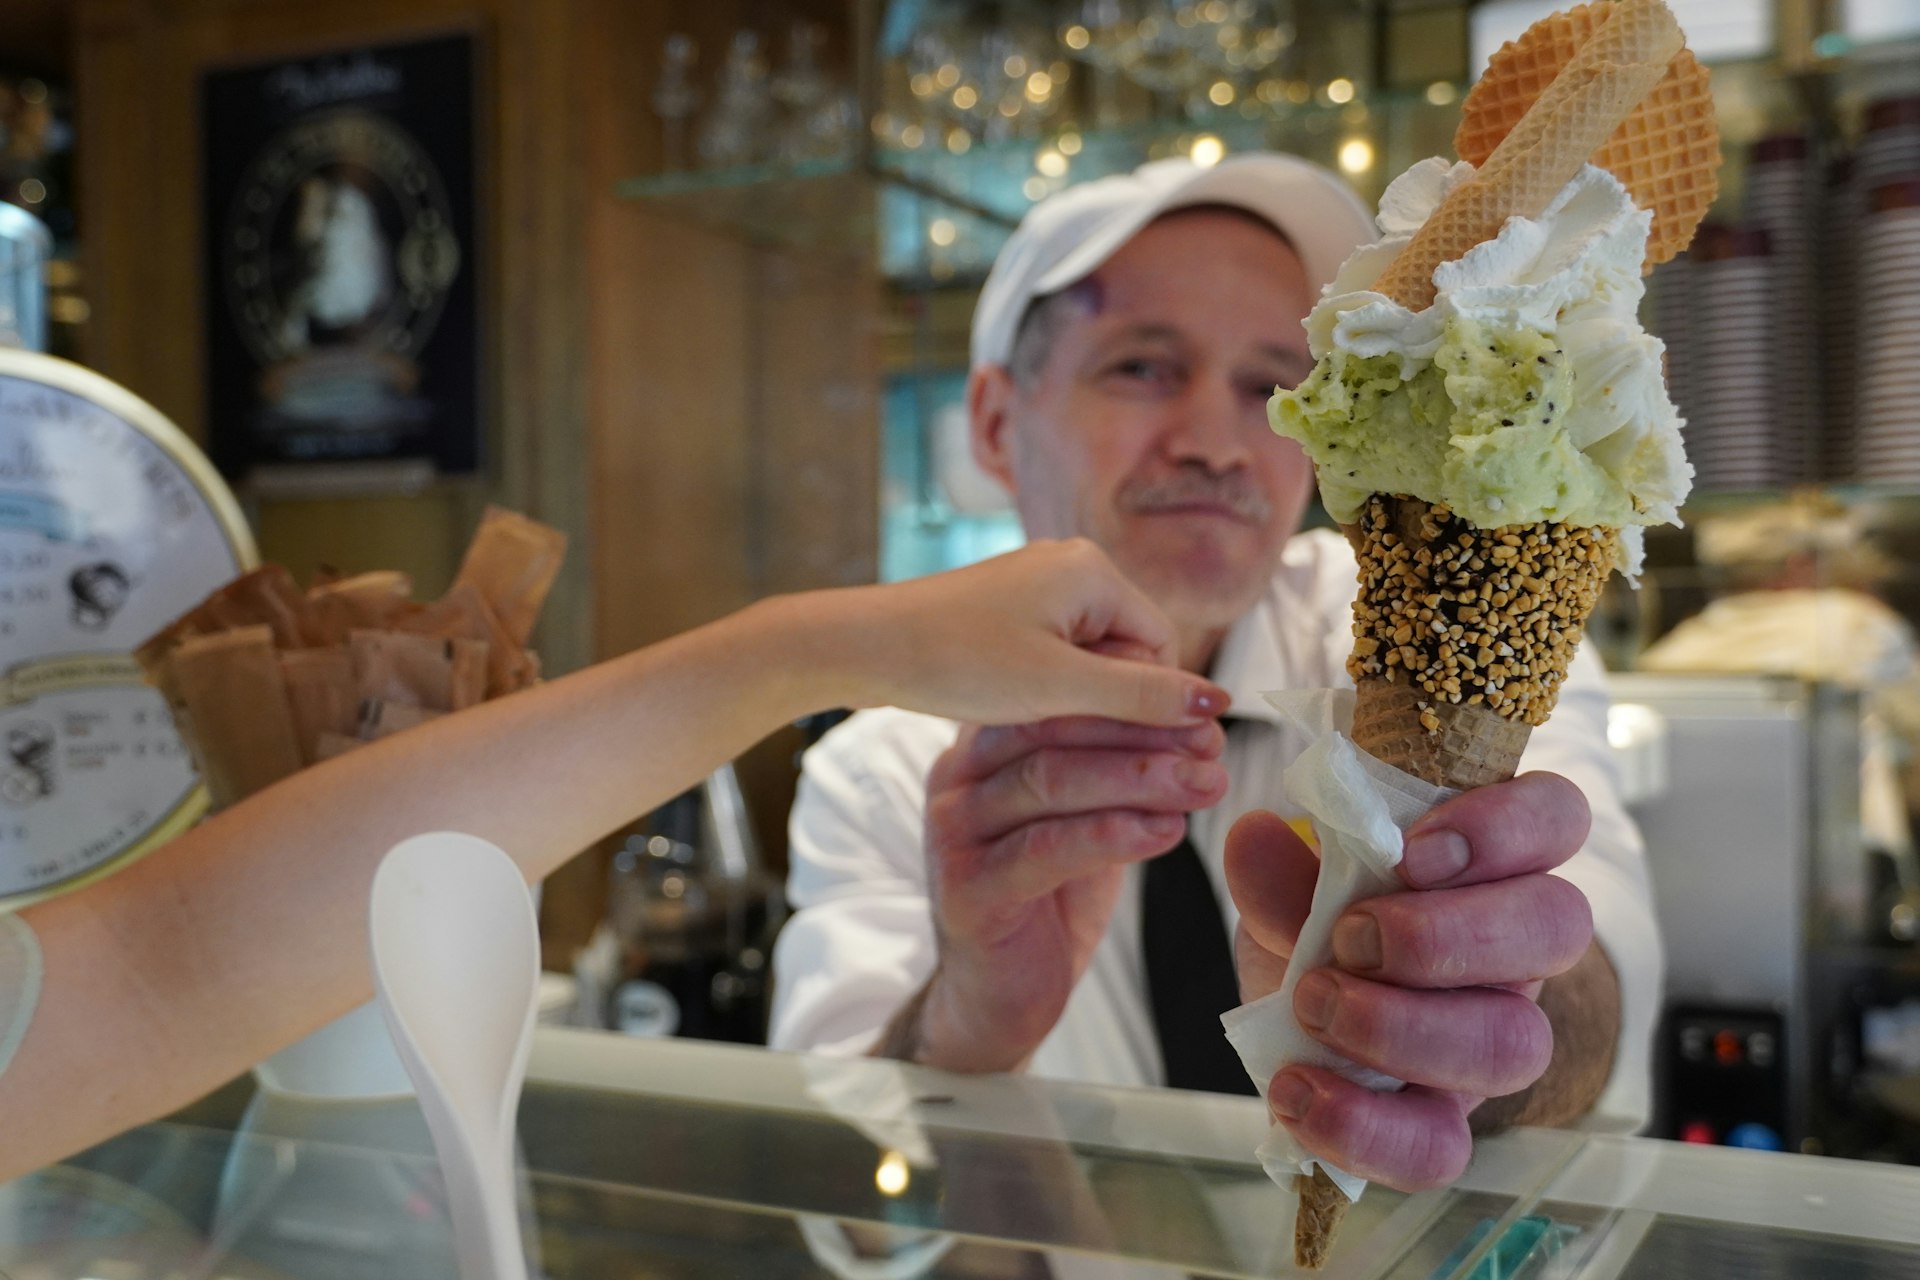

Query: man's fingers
[
  {"left": 1267, "top": 1067, "right": 1474, "bottom": 1192},
  {"left": 1291, "top": 968, "right": 1554, "bottom": 1098},
  {"left": 963, "top": 747, "right": 1228, "bottom": 842},
  {"left": 1399, "top": 772, "right": 1592, "bottom": 889},
  {"left": 1224, "top": 810, "right": 1320, "bottom": 968},
  {"left": 985, "top": 810, "right": 1189, "bottom": 902},
  {"left": 1331, "top": 875, "right": 1594, "bottom": 989},
  {"left": 951, "top": 716, "right": 1225, "bottom": 782},
  {"left": 1234, "top": 921, "right": 1292, "bottom": 1003}
]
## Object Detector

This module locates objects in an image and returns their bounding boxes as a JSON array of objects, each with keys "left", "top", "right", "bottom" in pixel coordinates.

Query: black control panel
[{"left": 1657, "top": 1004, "right": 1789, "bottom": 1151}]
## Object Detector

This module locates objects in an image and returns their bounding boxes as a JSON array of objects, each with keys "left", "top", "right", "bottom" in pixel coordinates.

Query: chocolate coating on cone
[{"left": 1346, "top": 497, "right": 1616, "bottom": 729}]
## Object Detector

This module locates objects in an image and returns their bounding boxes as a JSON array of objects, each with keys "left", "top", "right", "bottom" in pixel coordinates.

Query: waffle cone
[
  {"left": 1294, "top": 1168, "right": 1353, "bottom": 1270},
  {"left": 1372, "top": 0, "right": 1682, "bottom": 308},
  {"left": 1457, "top": 2, "right": 1720, "bottom": 269},
  {"left": 1351, "top": 676, "right": 1530, "bottom": 789}
]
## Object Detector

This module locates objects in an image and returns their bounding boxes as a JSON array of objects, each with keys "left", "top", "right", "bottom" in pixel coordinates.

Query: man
[{"left": 770, "top": 154, "right": 1661, "bottom": 1192}]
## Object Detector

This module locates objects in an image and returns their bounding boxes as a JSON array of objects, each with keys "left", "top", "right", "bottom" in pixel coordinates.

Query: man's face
[{"left": 971, "top": 207, "right": 1319, "bottom": 643}]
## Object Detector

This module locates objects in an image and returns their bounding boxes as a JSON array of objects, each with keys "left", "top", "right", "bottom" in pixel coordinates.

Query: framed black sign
[{"left": 202, "top": 33, "right": 480, "bottom": 481}]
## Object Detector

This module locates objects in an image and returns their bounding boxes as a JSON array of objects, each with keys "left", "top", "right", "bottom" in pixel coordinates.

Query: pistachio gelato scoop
[{"left": 1270, "top": 158, "right": 1692, "bottom": 574}]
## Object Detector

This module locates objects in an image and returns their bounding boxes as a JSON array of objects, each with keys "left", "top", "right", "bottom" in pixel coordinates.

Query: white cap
[{"left": 970, "top": 152, "right": 1377, "bottom": 371}]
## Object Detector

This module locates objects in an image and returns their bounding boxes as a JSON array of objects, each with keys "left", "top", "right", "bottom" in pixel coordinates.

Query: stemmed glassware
[
  {"left": 651, "top": 34, "right": 701, "bottom": 172},
  {"left": 697, "top": 32, "right": 773, "bottom": 169}
]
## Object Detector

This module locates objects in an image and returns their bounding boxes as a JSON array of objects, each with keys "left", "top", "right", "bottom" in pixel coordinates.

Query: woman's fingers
[{"left": 1043, "top": 648, "right": 1232, "bottom": 727}]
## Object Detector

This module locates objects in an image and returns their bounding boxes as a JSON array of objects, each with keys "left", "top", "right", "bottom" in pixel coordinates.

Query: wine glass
[{"left": 651, "top": 34, "right": 701, "bottom": 172}]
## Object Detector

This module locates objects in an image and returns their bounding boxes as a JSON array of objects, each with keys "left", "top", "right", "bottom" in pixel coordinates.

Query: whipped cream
[{"left": 1271, "top": 159, "right": 1693, "bottom": 574}]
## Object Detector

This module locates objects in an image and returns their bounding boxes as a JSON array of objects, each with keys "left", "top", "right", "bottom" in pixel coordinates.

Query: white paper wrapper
[{"left": 1220, "top": 688, "right": 1459, "bottom": 1204}]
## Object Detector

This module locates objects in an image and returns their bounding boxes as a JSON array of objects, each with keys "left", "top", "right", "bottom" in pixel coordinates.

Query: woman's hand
[{"left": 841, "top": 538, "right": 1229, "bottom": 727}]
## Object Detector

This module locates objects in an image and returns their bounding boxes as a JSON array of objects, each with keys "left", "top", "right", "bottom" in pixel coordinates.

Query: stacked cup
[
  {"left": 1854, "top": 178, "right": 1920, "bottom": 485},
  {"left": 1744, "top": 135, "right": 1820, "bottom": 483},
  {"left": 1687, "top": 224, "right": 1782, "bottom": 492},
  {"left": 1824, "top": 155, "right": 1864, "bottom": 480},
  {"left": 1857, "top": 96, "right": 1920, "bottom": 191},
  {"left": 1647, "top": 254, "right": 1694, "bottom": 434}
]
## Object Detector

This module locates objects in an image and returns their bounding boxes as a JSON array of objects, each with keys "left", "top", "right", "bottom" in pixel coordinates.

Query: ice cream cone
[
  {"left": 1344, "top": 494, "right": 1617, "bottom": 738},
  {"left": 1285, "top": 9, "right": 1703, "bottom": 1264},
  {"left": 1294, "top": 1169, "right": 1352, "bottom": 1270}
]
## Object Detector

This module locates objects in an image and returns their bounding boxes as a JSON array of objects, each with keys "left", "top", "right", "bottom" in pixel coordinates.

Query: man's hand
[
  {"left": 1226, "top": 772, "right": 1619, "bottom": 1191},
  {"left": 875, "top": 717, "right": 1229, "bottom": 1071}
]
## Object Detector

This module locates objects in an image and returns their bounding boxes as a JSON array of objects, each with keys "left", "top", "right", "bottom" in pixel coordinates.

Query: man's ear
[{"left": 967, "top": 364, "right": 1021, "bottom": 494}]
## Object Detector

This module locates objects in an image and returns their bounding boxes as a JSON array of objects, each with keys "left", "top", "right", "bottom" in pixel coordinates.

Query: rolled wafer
[
  {"left": 1372, "top": 0, "right": 1682, "bottom": 309},
  {"left": 1455, "top": 2, "right": 1720, "bottom": 268}
]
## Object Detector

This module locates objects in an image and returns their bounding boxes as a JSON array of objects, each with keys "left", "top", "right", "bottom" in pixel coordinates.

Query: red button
[
  {"left": 1714, "top": 1030, "right": 1743, "bottom": 1066},
  {"left": 1681, "top": 1121, "right": 1717, "bottom": 1144}
]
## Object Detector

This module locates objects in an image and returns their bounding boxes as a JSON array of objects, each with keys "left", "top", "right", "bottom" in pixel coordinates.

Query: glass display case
[{"left": 10, "top": 1030, "right": 1920, "bottom": 1278}]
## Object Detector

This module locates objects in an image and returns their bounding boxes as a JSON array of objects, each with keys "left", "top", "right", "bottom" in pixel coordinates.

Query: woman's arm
[{"left": 4, "top": 539, "right": 1225, "bottom": 1179}]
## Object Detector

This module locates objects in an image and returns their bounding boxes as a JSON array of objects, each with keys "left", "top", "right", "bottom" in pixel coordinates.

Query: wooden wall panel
[
  {"left": 74, "top": 0, "right": 593, "bottom": 666},
  {"left": 756, "top": 247, "right": 881, "bottom": 596},
  {"left": 71, "top": 0, "right": 882, "bottom": 967}
]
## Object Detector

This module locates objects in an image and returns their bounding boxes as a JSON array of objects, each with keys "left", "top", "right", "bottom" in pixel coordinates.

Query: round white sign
[{"left": 0, "top": 349, "right": 255, "bottom": 906}]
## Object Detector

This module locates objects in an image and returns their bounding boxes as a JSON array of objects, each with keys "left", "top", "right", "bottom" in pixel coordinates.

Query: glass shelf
[
  {"left": 616, "top": 88, "right": 1458, "bottom": 272},
  {"left": 615, "top": 156, "right": 891, "bottom": 256}
]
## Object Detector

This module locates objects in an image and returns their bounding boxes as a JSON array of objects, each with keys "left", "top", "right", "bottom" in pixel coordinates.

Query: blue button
[{"left": 1725, "top": 1122, "right": 1784, "bottom": 1151}]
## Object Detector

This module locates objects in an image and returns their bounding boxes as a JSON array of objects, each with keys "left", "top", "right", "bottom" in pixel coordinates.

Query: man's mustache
[{"left": 1118, "top": 469, "right": 1273, "bottom": 524}]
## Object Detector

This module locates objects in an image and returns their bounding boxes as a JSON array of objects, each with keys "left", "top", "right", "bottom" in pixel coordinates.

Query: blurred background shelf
[{"left": 608, "top": 1, "right": 1920, "bottom": 563}]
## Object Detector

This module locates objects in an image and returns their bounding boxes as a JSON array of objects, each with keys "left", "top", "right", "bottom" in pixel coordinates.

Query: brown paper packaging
[
  {"left": 454, "top": 506, "right": 567, "bottom": 646},
  {"left": 348, "top": 630, "right": 489, "bottom": 712},
  {"left": 278, "top": 649, "right": 359, "bottom": 765},
  {"left": 165, "top": 625, "right": 305, "bottom": 809},
  {"left": 356, "top": 699, "right": 446, "bottom": 741}
]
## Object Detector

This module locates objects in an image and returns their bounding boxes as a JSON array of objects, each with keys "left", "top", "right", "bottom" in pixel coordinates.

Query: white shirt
[{"left": 771, "top": 529, "right": 1662, "bottom": 1128}]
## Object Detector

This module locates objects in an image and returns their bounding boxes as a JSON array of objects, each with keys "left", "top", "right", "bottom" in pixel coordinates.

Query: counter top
[{"left": 7, "top": 1028, "right": 1920, "bottom": 1278}]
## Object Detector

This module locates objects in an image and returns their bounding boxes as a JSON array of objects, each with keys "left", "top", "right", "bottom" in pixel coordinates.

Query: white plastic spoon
[{"left": 370, "top": 832, "right": 539, "bottom": 1280}]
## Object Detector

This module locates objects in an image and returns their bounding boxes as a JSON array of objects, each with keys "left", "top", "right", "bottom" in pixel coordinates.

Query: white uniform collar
[{"left": 1204, "top": 527, "right": 1356, "bottom": 727}]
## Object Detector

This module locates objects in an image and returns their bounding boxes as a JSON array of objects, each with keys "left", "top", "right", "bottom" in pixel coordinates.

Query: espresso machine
[{"left": 1607, "top": 673, "right": 1916, "bottom": 1157}]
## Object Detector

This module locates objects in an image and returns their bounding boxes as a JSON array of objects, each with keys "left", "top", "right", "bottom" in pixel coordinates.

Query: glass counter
[{"left": 7, "top": 1029, "right": 1920, "bottom": 1279}]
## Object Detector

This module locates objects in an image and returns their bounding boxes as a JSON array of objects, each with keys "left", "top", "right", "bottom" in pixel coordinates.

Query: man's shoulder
[
  {"left": 804, "top": 706, "right": 962, "bottom": 786},
  {"left": 790, "top": 707, "right": 957, "bottom": 864}
]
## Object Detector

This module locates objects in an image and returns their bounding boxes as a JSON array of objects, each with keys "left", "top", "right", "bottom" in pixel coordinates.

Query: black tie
[{"left": 1142, "top": 833, "right": 1258, "bottom": 1095}]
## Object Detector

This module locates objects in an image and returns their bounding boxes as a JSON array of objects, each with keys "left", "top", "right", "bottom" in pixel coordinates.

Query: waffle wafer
[
  {"left": 1456, "top": 1, "right": 1721, "bottom": 269},
  {"left": 1372, "top": 0, "right": 1682, "bottom": 308}
]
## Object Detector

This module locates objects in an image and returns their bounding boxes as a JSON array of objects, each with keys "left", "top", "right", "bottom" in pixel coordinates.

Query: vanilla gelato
[{"left": 1270, "top": 159, "right": 1692, "bottom": 571}]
